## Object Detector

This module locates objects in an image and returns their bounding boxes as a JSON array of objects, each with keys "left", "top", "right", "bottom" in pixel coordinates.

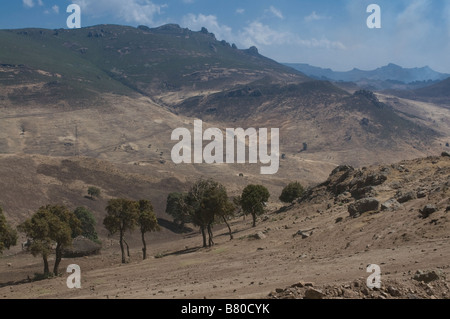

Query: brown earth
[{"left": 0, "top": 155, "right": 448, "bottom": 299}]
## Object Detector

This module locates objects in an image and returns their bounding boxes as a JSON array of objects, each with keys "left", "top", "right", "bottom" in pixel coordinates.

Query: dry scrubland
[{"left": 0, "top": 155, "right": 448, "bottom": 299}]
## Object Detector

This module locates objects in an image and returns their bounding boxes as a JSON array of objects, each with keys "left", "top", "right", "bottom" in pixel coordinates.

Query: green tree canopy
[
  {"left": 137, "top": 200, "right": 160, "bottom": 260},
  {"left": 18, "top": 205, "right": 81, "bottom": 275},
  {"left": 0, "top": 206, "right": 18, "bottom": 254},
  {"left": 165, "top": 192, "right": 190, "bottom": 228},
  {"left": 240, "top": 184, "right": 270, "bottom": 227},
  {"left": 74, "top": 207, "right": 99, "bottom": 242},
  {"left": 87, "top": 186, "right": 101, "bottom": 200},
  {"left": 279, "top": 182, "right": 305, "bottom": 203},
  {"left": 186, "top": 179, "right": 235, "bottom": 247},
  {"left": 103, "top": 198, "right": 138, "bottom": 263}
]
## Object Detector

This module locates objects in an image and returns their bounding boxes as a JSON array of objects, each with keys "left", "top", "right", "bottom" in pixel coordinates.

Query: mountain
[
  {"left": 382, "top": 77, "right": 450, "bottom": 106},
  {"left": 0, "top": 24, "right": 447, "bottom": 224},
  {"left": 284, "top": 63, "right": 449, "bottom": 90},
  {"left": 284, "top": 63, "right": 449, "bottom": 83},
  {"left": 0, "top": 24, "right": 308, "bottom": 107}
]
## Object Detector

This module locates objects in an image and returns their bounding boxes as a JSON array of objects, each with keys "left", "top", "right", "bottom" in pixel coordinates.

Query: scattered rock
[
  {"left": 416, "top": 190, "right": 427, "bottom": 198},
  {"left": 413, "top": 270, "right": 443, "bottom": 283},
  {"left": 395, "top": 191, "right": 417, "bottom": 203},
  {"left": 304, "top": 288, "right": 326, "bottom": 299},
  {"left": 348, "top": 198, "right": 380, "bottom": 217},
  {"left": 387, "top": 286, "right": 402, "bottom": 297},
  {"left": 293, "top": 229, "right": 313, "bottom": 239},
  {"left": 381, "top": 199, "right": 402, "bottom": 211},
  {"left": 441, "top": 152, "right": 450, "bottom": 157},
  {"left": 250, "top": 232, "right": 266, "bottom": 240},
  {"left": 419, "top": 205, "right": 437, "bottom": 218},
  {"left": 275, "top": 288, "right": 285, "bottom": 293}
]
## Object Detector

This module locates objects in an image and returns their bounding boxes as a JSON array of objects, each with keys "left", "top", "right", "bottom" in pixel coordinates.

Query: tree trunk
[
  {"left": 53, "top": 243, "right": 62, "bottom": 275},
  {"left": 201, "top": 226, "right": 207, "bottom": 248},
  {"left": 119, "top": 229, "right": 126, "bottom": 264},
  {"left": 43, "top": 253, "right": 50, "bottom": 275},
  {"left": 123, "top": 239, "right": 130, "bottom": 258},
  {"left": 252, "top": 212, "right": 256, "bottom": 227},
  {"left": 222, "top": 216, "right": 233, "bottom": 240},
  {"left": 141, "top": 231, "right": 147, "bottom": 260},
  {"left": 207, "top": 224, "right": 214, "bottom": 247}
]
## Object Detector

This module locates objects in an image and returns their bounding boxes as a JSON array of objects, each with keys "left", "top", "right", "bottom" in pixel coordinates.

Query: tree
[
  {"left": 240, "top": 185, "right": 270, "bottom": 227},
  {"left": 137, "top": 200, "right": 160, "bottom": 260},
  {"left": 279, "top": 182, "right": 305, "bottom": 203},
  {"left": 18, "top": 205, "right": 81, "bottom": 275},
  {"left": 87, "top": 186, "right": 101, "bottom": 200},
  {"left": 73, "top": 207, "right": 99, "bottom": 242},
  {"left": 186, "top": 179, "right": 217, "bottom": 248},
  {"left": 0, "top": 206, "right": 17, "bottom": 255},
  {"left": 165, "top": 192, "right": 190, "bottom": 229},
  {"left": 103, "top": 199, "right": 138, "bottom": 263},
  {"left": 185, "top": 179, "right": 235, "bottom": 247},
  {"left": 203, "top": 184, "right": 235, "bottom": 240}
]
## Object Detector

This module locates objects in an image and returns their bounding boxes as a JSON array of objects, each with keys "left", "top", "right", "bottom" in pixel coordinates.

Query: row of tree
[
  {"left": 0, "top": 180, "right": 304, "bottom": 275},
  {"left": 165, "top": 179, "right": 304, "bottom": 248}
]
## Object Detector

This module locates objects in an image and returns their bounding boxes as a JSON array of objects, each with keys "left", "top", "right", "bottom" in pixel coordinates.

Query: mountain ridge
[{"left": 284, "top": 62, "right": 449, "bottom": 83}]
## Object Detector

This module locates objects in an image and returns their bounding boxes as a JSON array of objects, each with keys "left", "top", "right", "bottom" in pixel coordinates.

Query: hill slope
[{"left": 1, "top": 155, "right": 448, "bottom": 299}]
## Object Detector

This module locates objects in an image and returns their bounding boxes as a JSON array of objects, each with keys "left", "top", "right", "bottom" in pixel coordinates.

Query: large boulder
[
  {"left": 304, "top": 288, "right": 326, "bottom": 299},
  {"left": 381, "top": 199, "right": 402, "bottom": 211},
  {"left": 348, "top": 198, "right": 380, "bottom": 217},
  {"left": 395, "top": 191, "right": 417, "bottom": 203},
  {"left": 63, "top": 236, "right": 102, "bottom": 258},
  {"left": 419, "top": 204, "right": 437, "bottom": 218}
]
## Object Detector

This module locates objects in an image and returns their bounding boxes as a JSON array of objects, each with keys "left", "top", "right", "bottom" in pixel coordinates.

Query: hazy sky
[{"left": 1, "top": 0, "right": 450, "bottom": 73}]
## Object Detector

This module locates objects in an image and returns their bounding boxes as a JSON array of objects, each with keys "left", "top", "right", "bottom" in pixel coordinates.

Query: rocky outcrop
[{"left": 348, "top": 198, "right": 380, "bottom": 217}]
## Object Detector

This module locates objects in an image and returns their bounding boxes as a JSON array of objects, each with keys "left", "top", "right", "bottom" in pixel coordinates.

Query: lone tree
[
  {"left": 240, "top": 185, "right": 270, "bottom": 227},
  {"left": 74, "top": 207, "right": 99, "bottom": 242},
  {"left": 165, "top": 192, "right": 190, "bottom": 229},
  {"left": 103, "top": 199, "right": 138, "bottom": 263},
  {"left": 279, "top": 182, "right": 305, "bottom": 203},
  {"left": 0, "top": 206, "right": 17, "bottom": 255},
  {"left": 87, "top": 186, "right": 101, "bottom": 200},
  {"left": 137, "top": 200, "right": 160, "bottom": 260},
  {"left": 19, "top": 205, "right": 81, "bottom": 275}
]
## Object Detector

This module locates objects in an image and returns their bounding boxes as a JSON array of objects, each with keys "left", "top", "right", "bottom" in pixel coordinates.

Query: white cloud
[
  {"left": 236, "top": 8, "right": 245, "bottom": 15},
  {"left": 23, "top": 0, "right": 34, "bottom": 8},
  {"left": 37, "top": 0, "right": 44, "bottom": 6},
  {"left": 304, "top": 11, "right": 328, "bottom": 22},
  {"left": 181, "top": 13, "right": 233, "bottom": 41},
  {"left": 72, "top": 0, "right": 167, "bottom": 26},
  {"left": 268, "top": 6, "right": 283, "bottom": 19},
  {"left": 239, "top": 21, "right": 345, "bottom": 50},
  {"left": 52, "top": 5, "right": 59, "bottom": 14}
]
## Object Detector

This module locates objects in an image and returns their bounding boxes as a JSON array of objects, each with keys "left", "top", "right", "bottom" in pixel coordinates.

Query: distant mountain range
[{"left": 284, "top": 63, "right": 450, "bottom": 89}]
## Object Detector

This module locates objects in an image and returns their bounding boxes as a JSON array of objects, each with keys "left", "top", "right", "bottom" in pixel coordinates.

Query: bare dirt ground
[{"left": 1, "top": 156, "right": 449, "bottom": 299}]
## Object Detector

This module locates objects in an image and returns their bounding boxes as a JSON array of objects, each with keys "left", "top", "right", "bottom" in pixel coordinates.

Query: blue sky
[{"left": 1, "top": 0, "right": 450, "bottom": 73}]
